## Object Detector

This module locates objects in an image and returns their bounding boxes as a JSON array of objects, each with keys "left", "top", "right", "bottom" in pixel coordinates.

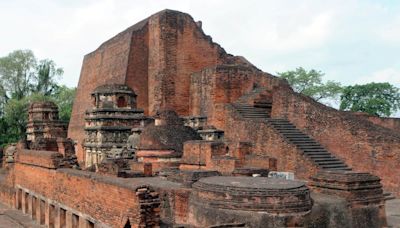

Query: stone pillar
[
  {"left": 21, "top": 190, "right": 27, "bottom": 214},
  {"left": 55, "top": 206, "right": 66, "bottom": 228},
  {"left": 66, "top": 211, "right": 73, "bottom": 228},
  {"left": 79, "top": 217, "right": 92, "bottom": 228},
  {"left": 28, "top": 195, "right": 34, "bottom": 219},
  {"left": 15, "top": 188, "right": 22, "bottom": 210},
  {"left": 45, "top": 202, "right": 56, "bottom": 228},
  {"left": 35, "top": 198, "right": 41, "bottom": 223}
]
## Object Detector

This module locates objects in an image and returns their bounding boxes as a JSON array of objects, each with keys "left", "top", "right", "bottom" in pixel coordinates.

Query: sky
[{"left": 1, "top": 0, "right": 399, "bottom": 91}]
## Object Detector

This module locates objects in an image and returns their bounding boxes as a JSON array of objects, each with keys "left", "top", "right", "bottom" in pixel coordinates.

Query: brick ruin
[{"left": 0, "top": 9, "right": 399, "bottom": 228}]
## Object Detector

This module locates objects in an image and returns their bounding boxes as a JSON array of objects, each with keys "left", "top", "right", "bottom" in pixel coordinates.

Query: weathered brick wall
[
  {"left": 126, "top": 21, "right": 150, "bottom": 115},
  {"left": 271, "top": 84, "right": 400, "bottom": 196},
  {"left": 13, "top": 150, "right": 157, "bottom": 227},
  {"left": 0, "top": 167, "right": 15, "bottom": 207},
  {"left": 356, "top": 114, "right": 400, "bottom": 132},
  {"left": 147, "top": 11, "right": 235, "bottom": 116},
  {"left": 68, "top": 22, "right": 134, "bottom": 161}
]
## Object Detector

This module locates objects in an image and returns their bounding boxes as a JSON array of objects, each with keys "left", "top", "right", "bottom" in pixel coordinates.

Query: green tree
[
  {"left": 52, "top": 86, "right": 76, "bottom": 122},
  {"left": 0, "top": 50, "right": 36, "bottom": 100},
  {"left": 340, "top": 82, "right": 400, "bottom": 117},
  {"left": 278, "top": 67, "right": 342, "bottom": 102},
  {"left": 3, "top": 97, "right": 30, "bottom": 142},
  {"left": 34, "top": 59, "right": 64, "bottom": 96}
]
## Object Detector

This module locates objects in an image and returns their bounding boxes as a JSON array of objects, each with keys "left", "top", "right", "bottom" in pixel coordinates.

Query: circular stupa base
[{"left": 189, "top": 176, "right": 312, "bottom": 228}]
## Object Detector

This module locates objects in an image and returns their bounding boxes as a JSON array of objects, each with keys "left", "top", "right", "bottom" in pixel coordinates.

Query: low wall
[
  {"left": 271, "top": 84, "right": 400, "bottom": 196},
  {"left": 13, "top": 149, "right": 160, "bottom": 227}
]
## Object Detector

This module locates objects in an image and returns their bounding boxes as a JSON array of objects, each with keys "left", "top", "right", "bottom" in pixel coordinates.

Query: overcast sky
[{"left": 1, "top": 0, "right": 399, "bottom": 90}]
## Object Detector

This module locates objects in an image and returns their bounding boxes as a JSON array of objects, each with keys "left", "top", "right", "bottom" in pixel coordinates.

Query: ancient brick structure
[
  {"left": 190, "top": 176, "right": 313, "bottom": 227},
  {"left": 133, "top": 110, "right": 201, "bottom": 174},
  {"left": 0, "top": 9, "right": 398, "bottom": 228},
  {"left": 26, "top": 101, "right": 68, "bottom": 151},
  {"left": 83, "top": 84, "right": 144, "bottom": 167},
  {"left": 310, "top": 170, "right": 387, "bottom": 227}
]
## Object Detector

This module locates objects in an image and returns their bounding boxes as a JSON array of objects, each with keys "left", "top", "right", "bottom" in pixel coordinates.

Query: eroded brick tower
[{"left": 26, "top": 101, "right": 68, "bottom": 150}]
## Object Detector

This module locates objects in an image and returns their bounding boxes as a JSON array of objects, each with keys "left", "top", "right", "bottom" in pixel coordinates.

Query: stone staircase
[
  {"left": 233, "top": 104, "right": 351, "bottom": 171},
  {"left": 266, "top": 119, "right": 351, "bottom": 171},
  {"left": 232, "top": 103, "right": 271, "bottom": 119}
]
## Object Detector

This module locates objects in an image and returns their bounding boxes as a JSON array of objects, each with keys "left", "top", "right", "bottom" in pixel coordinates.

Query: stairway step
[
  {"left": 321, "top": 164, "right": 348, "bottom": 168},
  {"left": 302, "top": 148, "right": 329, "bottom": 151},
  {"left": 298, "top": 145, "right": 325, "bottom": 148},
  {"left": 240, "top": 113, "right": 269, "bottom": 115},
  {"left": 295, "top": 143, "right": 322, "bottom": 146},
  {"left": 305, "top": 153, "right": 332, "bottom": 157},
  {"left": 273, "top": 126, "right": 297, "bottom": 129},
  {"left": 308, "top": 156, "right": 334, "bottom": 159},
  {"left": 277, "top": 130, "right": 304, "bottom": 134},
  {"left": 288, "top": 138, "right": 316, "bottom": 142},
  {"left": 281, "top": 133, "right": 310, "bottom": 137},
  {"left": 323, "top": 167, "right": 352, "bottom": 171},
  {"left": 238, "top": 110, "right": 269, "bottom": 112},
  {"left": 313, "top": 158, "right": 341, "bottom": 162},
  {"left": 304, "top": 151, "right": 330, "bottom": 154},
  {"left": 285, "top": 136, "right": 312, "bottom": 139},
  {"left": 315, "top": 161, "right": 345, "bottom": 165}
]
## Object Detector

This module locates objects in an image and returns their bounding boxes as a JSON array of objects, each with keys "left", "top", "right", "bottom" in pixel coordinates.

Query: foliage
[
  {"left": 34, "top": 59, "right": 64, "bottom": 96},
  {"left": 3, "top": 97, "right": 30, "bottom": 142},
  {"left": 277, "top": 67, "right": 342, "bottom": 102},
  {"left": 340, "top": 82, "right": 400, "bottom": 117},
  {"left": 0, "top": 49, "right": 75, "bottom": 147},
  {"left": 52, "top": 86, "right": 76, "bottom": 122},
  {"left": 0, "top": 50, "right": 36, "bottom": 100}
]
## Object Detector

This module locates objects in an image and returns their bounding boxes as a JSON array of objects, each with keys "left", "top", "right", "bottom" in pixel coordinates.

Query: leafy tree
[
  {"left": 52, "top": 86, "right": 76, "bottom": 122},
  {"left": 278, "top": 67, "right": 342, "bottom": 102},
  {"left": 3, "top": 97, "right": 30, "bottom": 141},
  {"left": 340, "top": 82, "right": 400, "bottom": 117},
  {"left": 0, "top": 50, "right": 36, "bottom": 100},
  {"left": 34, "top": 59, "right": 64, "bottom": 96}
]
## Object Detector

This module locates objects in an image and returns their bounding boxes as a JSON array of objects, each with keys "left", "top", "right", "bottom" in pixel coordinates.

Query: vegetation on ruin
[
  {"left": 0, "top": 50, "right": 76, "bottom": 147},
  {"left": 279, "top": 67, "right": 400, "bottom": 117}
]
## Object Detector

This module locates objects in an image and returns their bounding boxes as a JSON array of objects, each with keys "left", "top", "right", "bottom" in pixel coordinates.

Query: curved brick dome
[
  {"left": 154, "top": 109, "right": 183, "bottom": 126},
  {"left": 138, "top": 123, "right": 201, "bottom": 157},
  {"left": 192, "top": 176, "right": 312, "bottom": 213}
]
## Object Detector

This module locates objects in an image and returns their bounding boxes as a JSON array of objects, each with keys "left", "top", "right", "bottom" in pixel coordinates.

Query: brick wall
[
  {"left": 13, "top": 150, "right": 159, "bottom": 227},
  {"left": 271, "top": 84, "right": 400, "bottom": 196},
  {"left": 356, "top": 113, "right": 400, "bottom": 132},
  {"left": 68, "top": 21, "right": 134, "bottom": 161}
]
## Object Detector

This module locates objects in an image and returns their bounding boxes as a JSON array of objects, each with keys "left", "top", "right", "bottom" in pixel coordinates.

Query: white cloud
[
  {"left": 360, "top": 68, "right": 400, "bottom": 87},
  {"left": 378, "top": 16, "right": 400, "bottom": 44}
]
